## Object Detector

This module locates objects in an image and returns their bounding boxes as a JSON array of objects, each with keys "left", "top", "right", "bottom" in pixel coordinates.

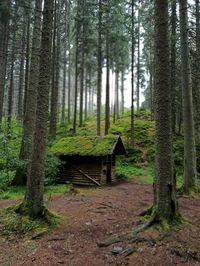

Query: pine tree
[
  {"left": 154, "top": 0, "right": 178, "bottom": 221},
  {"left": 179, "top": 0, "right": 197, "bottom": 193}
]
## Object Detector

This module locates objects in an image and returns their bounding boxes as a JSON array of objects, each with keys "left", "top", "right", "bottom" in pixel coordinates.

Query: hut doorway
[
  {"left": 107, "top": 165, "right": 111, "bottom": 183},
  {"left": 106, "top": 155, "right": 112, "bottom": 183}
]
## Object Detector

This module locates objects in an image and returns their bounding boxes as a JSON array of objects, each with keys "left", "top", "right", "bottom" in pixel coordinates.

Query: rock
[{"left": 111, "top": 246, "right": 123, "bottom": 255}]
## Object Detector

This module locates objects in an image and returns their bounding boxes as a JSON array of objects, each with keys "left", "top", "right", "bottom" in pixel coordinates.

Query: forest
[{"left": 0, "top": 0, "right": 200, "bottom": 265}]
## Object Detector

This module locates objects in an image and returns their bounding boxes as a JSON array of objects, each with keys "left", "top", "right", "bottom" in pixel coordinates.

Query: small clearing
[{"left": 0, "top": 181, "right": 200, "bottom": 266}]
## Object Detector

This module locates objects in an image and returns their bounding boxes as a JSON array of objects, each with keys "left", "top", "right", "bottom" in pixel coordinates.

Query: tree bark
[
  {"left": 170, "top": 0, "right": 177, "bottom": 134},
  {"left": 79, "top": 2, "right": 85, "bottom": 128},
  {"left": 7, "top": 3, "right": 17, "bottom": 127},
  {"left": 0, "top": 1, "right": 9, "bottom": 125},
  {"left": 23, "top": 0, "right": 54, "bottom": 217},
  {"left": 131, "top": 0, "right": 135, "bottom": 146},
  {"left": 97, "top": 0, "right": 102, "bottom": 136},
  {"left": 13, "top": 0, "right": 42, "bottom": 185},
  {"left": 179, "top": 0, "right": 197, "bottom": 192},
  {"left": 73, "top": 0, "right": 80, "bottom": 134},
  {"left": 137, "top": 7, "right": 140, "bottom": 115},
  {"left": 194, "top": 0, "right": 200, "bottom": 137},
  {"left": 154, "top": 0, "right": 178, "bottom": 220},
  {"left": 50, "top": 0, "right": 60, "bottom": 140},
  {"left": 105, "top": 29, "right": 110, "bottom": 135},
  {"left": 23, "top": 3, "right": 31, "bottom": 116},
  {"left": 61, "top": 0, "right": 68, "bottom": 126},
  {"left": 17, "top": 22, "right": 26, "bottom": 120}
]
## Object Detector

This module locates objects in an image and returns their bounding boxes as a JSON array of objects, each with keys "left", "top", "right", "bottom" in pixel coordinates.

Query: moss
[
  {"left": 0, "top": 205, "right": 56, "bottom": 238},
  {"left": 143, "top": 206, "right": 184, "bottom": 232},
  {"left": 16, "top": 201, "right": 60, "bottom": 225},
  {"left": 50, "top": 135, "right": 120, "bottom": 156}
]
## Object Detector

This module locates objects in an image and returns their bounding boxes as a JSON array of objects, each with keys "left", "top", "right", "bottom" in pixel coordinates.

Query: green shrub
[{"left": 44, "top": 153, "right": 62, "bottom": 185}]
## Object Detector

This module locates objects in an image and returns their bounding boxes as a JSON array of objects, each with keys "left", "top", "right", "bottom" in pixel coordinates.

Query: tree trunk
[
  {"left": 73, "top": 0, "right": 80, "bottom": 134},
  {"left": 179, "top": 0, "right": 197, "bottom": 192},
  {"left": 23, "top": 3, "right": 31, "bottom": 116},
  {"left": 131, "top": 0, "right": 135, "bottom": 146},
  {"left": 121, "top": 71, "right": 124, "bottom": 115},
  {"left": 170, "top": 0, "right": 177, "bottom": 134},
  {"left": 194, "top": 0, "right": 200, "bottom": 137},
  {"left": 79, "top": 8, "right": 85, "bottom": 128},
  {"left": 115, "top": 70, "right": 119, "bottom": 120},
  {"left": 84, "top": 70, "right": 88, "bottom": 120},
  {"left": 105, "top": 29, "right": 110, "bottom": 135},
  {"left": 67, "top": 0, "right": 71, "bottom": 124},
  {"left": 137, "top": 7, "right": 140, "bottom": 115},
  {"left": 50, "top": 0, "right": 60, "bottom": 140},
  {"left": 23, "top": 0, "right": 54, "bottom": 218},
  {"left": 0, "top": 3, "right": 9, "bottom": 125},
  {"left": 7, "top": 3, "right": 17, "bottom": 127},
  {"left": 13, "top": 0, "right": 42, "bottom": 186},
  {"left": 17, "top": 22, "right": 26, "bottom": 120},
  {"left": 97, "top": 0, "right": 102, "bottom": 136},
  {"left": 154, "top": 0, "right": 178, "bottom": 220},
  {"left": 61, "top": 0, "right": 68, "bottom": 126}
]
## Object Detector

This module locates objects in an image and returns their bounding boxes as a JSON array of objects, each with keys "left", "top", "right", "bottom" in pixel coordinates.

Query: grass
[
  {"left": 116, "top": 159, "right": 154, "bottom": 185},
  {"left": 0, "top": 205, "right": 57, "bottom": 238},
  {"left": 0, "top": 184, "right": 71, "bottom": 200}
]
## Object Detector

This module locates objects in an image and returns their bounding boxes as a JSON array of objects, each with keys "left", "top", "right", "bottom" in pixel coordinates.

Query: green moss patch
[
  {"left": 0, "top": 206, "right": 50, "bottom": 238},
  {"left": 50, "top": 135, "right": 121, "bottom": 156}
]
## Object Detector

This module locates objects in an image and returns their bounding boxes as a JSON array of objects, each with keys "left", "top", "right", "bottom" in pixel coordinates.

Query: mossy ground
[
  {"left": 0, "top": 205, "right": 51, "bottom": 238},
  {"left": 0, "top": 184, "right": 71, "bottom": 200}
]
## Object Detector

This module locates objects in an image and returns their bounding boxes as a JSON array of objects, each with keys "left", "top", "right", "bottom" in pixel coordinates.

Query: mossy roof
[{"left": 50, "top": 135, "right": 125, "bottom": 157}]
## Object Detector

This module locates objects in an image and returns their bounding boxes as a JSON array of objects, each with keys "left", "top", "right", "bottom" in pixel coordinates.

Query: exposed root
[
  {"left": 171, "top": 246, "right": 200, "bottom": 262},
  {"left": 139, "top": 205, "right": 153, "bottom": 217},
  {"left": 97, "top": 214, "right": 156, "bottom": 247},
  {"left": 97, "top": 208, "right": 183, "bottom": 248}
]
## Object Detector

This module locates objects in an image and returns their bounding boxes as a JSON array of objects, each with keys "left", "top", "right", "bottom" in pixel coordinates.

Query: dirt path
[{"left": 0, "top": 181, "right": 200, "bottom": 266}]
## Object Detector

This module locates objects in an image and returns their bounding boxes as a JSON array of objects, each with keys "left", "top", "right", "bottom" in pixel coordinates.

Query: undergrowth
[
  {"left": 0, "top": 184, "right": 71, "bottom": 200},
  {"left": 0, "top": 205, "right": 57, "bottom": 238}
]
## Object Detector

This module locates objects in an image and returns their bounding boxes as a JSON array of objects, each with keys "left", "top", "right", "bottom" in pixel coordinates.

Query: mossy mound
[{"left": 0, "top": 205, "right": 51, "bottom": 238}]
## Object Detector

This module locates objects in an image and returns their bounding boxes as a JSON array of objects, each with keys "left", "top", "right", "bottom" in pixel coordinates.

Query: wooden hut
[{"left": 51, "top": 135, "right": 126, "bottom": 186}]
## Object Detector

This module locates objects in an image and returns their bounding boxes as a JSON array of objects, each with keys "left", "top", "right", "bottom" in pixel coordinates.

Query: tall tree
[
  {"left": 131, "top": 0, "right": 135, "bottom": 146},
  {"left": 105, "top": 28, "right": 110, "bottom": 135},
  {"left": 17, "top": 22, "right": 26, "bottom": 120},
  {"left": 50, "top": 0, "right": 60, "bottom": 139},
  {"left": 170, "top": 0, "right": 177, "bottom": 133},
  {"left": 21, "top": 0, "right": 54, "bottom": 217},
  {"left": 179, "top": 0, "right": 197, "bottom": 193},
  {"left": 136, "top": 3, "right": 140, "bottom": 114},
  {"left": 23, "top": 1, "right": 31, "bottom": 116},
  {"left": 79, "top": 0, "right": 85, "bottom": 128},
  {"left": 73, "top": 0, "right": 80, "bottom": 134},
  {"left": 97, "top": 0, "right": 102, "bottom": 136},
  {"left": 61, "top": 0, "right": 68, "bottom": 126},
  {"left": 0, "top": 0, "right": 9, "bottom": 125},
  {"left": 154, "top": 0, "right": 178, "bottom": 221},
  {"left": 194, "top": 0, "right": 200, "bottom": 136},
  {"left": 7, "top": 3, "right": 18, "bottom": 127},
  {"left": 13, "top": 0, "right": 42, "bottom": 185}
]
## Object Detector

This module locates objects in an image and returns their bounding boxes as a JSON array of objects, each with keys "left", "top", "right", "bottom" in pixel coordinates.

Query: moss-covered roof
[{"left": 50, "top": 135, "right": 125, "bottom": 156}]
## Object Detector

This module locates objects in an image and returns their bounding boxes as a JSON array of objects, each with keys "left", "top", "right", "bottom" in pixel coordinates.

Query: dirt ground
[{"left": 0, "top": 181, "right": 200, "bottom": 266}]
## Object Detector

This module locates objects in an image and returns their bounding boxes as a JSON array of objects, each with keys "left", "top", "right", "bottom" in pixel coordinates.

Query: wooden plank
[{"left": 72, "top": 166, "right": 101, "bottom": 186}]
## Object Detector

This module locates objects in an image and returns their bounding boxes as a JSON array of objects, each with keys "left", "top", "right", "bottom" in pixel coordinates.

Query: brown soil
[{"left": 0, "top": 181, "right": 200, "bottom": 266}]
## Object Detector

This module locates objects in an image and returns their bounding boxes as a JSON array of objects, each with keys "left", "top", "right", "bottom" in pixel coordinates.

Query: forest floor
[{"left": 0, "top": 181, "right": 200, "bottom": 266}]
